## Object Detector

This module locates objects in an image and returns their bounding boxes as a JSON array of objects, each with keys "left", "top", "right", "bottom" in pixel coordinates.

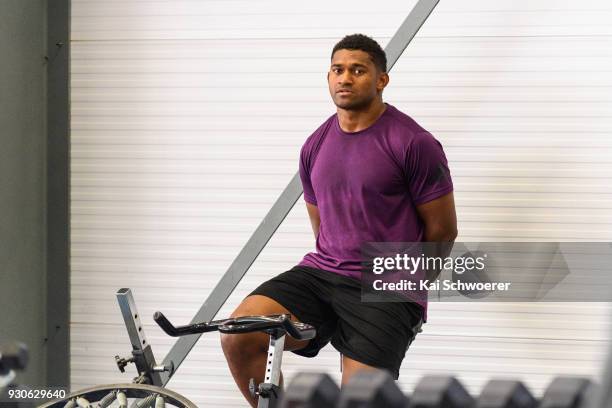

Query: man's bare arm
[
  {"left": 416, "top": 192, "right": 458, "bottom": 242},
  {"left": 305, "top": 202, "right": 320, "bottom": 239},
  {"left": 416, "top": 192, "right": 458, "bottom": 280}
]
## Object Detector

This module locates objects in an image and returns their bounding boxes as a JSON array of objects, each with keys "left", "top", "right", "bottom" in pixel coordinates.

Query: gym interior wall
[
  {"left": 0, "top": 0, "right": 48, "bottom": 389},
  {"left": 0, "top": 0, "right": 70, "bottom": 390},
  {"left": 69, "top": 0, "right": 612, "bottom": 407}
]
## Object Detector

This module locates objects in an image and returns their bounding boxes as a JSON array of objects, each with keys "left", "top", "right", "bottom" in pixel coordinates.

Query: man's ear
[{"left": 377, "top": 72, "right": 390, "bottom": 92}]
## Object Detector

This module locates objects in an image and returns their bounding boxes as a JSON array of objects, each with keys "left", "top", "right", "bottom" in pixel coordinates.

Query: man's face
[{"left": 328, "top": 49, "right": 388, "bottom": 111}]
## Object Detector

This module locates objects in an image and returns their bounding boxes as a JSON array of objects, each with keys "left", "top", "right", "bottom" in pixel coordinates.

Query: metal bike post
[
  {"left": 257, "top": 332, "right": 286, "bottom": 408},
  {"left": 116, "top": 288, "right": 166, "bottom": 386}
]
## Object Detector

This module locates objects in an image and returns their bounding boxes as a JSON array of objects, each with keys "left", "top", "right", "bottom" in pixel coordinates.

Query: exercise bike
[
  {"left": 155, "top": 311, "right": 315, "bottom": 408},
  {"left": 40, "top": 288, "right": 315, "bottom": 408}
]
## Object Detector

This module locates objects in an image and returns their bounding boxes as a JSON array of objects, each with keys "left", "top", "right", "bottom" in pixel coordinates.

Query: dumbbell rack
[{"left": 280, "top": 370, "right": 597, "bottom": 408}]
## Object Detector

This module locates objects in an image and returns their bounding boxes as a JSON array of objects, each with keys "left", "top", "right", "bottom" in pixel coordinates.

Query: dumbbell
[
  {"left": 477, "top": 380, "right": 537, "bottom": 408},
  {"left": 409, "top": 375, "right": 474, "bottom": 408},
  {"left": 0, "top": 342, "right": 28, "bottom": 375},
  {"left": 337, "top": 370, "right": 409, "bottom": 408},
  {"left": 539, "top": 377, "right": 593, "bottom": 408},
  {"left": 0, "top": 343, "right": 31, "bottom": 408},
  {"left": 281, "top": 372, "right": 340, "bottom": 408}
]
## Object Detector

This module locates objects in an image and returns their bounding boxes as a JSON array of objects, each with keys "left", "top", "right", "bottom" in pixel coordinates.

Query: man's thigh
[
  {"left": 248, "top": 266, "right": 338, "bottom": 357},
  {"left": 230, "top": 294, "right": 310, "bottom": 351}
]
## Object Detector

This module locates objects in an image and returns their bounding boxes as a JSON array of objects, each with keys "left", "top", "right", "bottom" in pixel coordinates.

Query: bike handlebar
[{"left": 153, "top": 312, "right": 316, "bottom": 340}]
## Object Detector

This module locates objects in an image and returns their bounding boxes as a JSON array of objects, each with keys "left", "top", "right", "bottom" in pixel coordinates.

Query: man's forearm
[
  {"left": 423, "top": 225, "right": 458, "bottom": 280},
  {"left": 424, "top": 229, "right": 457, "bottom": 243}
]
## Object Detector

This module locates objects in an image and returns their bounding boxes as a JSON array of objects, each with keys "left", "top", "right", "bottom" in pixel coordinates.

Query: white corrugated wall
[{"left": 70, "top": 0, "right": 612, "bottom": 406}]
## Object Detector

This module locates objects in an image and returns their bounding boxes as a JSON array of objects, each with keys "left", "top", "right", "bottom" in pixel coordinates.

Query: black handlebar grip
[
  {"left": 153, "top": 311, "right": 180, "bottom": 336},
  {"left": 284, "top": 321, "right": 317, "bottom": 340}
]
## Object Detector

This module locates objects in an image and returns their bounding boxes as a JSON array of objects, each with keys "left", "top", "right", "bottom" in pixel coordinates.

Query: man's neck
[{"left": 337, "top": 99, "right": 387, "bottom": 133}]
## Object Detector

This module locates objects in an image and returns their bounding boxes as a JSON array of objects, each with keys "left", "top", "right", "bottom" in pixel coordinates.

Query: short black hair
[{"left": 331, "top": 33, "right": 387, "bottom": 73}]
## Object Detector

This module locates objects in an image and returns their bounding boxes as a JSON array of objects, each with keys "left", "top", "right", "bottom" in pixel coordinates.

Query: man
[{"left": 221, "top": 33, "right": 457, "bottom": 407}]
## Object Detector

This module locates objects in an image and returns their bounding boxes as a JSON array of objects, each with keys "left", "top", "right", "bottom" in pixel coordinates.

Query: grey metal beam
[
  {"left": 385, "top": 0, "right": 440, "bottom": 71},
  {"left": 159, "top": 0, "right": 441, "bottom": 386},
  {"left": 46, "top": 0, "right": 71, "bottom": 388}
]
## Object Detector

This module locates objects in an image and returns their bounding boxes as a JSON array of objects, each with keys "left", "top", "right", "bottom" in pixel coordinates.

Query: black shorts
[{"left": 249, "top": 265, "right": 424, "bottom": 379}]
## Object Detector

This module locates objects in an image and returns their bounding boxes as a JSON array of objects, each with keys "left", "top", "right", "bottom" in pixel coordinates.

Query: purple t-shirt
[{"left": 298, "top": 103, "right": 453, "bottom": 311}]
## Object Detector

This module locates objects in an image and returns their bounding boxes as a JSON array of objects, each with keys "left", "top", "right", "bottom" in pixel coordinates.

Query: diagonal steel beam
[{"left": 159, "top": 0, "right": 441, "bottom": 386}]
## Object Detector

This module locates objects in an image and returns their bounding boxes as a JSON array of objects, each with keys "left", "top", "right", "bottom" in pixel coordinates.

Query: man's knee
[
  {"left": 221, "top": 294, "right": 309, "bottom": 361},
  {"left": 221, "top": 331, "right": 268, "bottom": 362}
]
